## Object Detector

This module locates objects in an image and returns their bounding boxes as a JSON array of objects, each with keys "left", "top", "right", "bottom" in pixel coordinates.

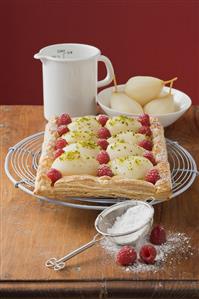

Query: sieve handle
[{"left": 45, "top": 234, "right": 104, "bottom": 271}]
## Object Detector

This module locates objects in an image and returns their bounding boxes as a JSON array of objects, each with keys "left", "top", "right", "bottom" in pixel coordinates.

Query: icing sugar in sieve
[
  {"left": 95, "top": 200, "right": 154, "bottom": 245},
  {"left": 106, "top": 204, "right": 154, "bottom": 244}
]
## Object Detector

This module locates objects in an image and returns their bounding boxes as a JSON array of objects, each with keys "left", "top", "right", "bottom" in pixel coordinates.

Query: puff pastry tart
[{"left": 34, "top": 113, "right": 172, "bottom": 200}]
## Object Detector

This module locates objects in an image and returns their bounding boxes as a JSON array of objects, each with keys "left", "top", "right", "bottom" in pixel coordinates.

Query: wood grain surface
[{"left": 0, "top": 105, "right": 199, "bottom": 298}]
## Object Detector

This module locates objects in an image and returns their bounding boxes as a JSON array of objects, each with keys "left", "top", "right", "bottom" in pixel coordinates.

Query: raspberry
[
  {"left": 139, "top": 244, "right": 157, "bottom": 264},
  {"left": 57, "top": 125, "right": 69, "bottom": 136},
  {"left": 47, "top": 168, "right": 62, "bottom": 183},
  {"left": 97, "top": 165, "right": 113, "bottom": 177},
  {"left": 54, "top": 149, "right": 64, "bottom": 159},
  {"left": 143, "top": 152, "right": 156, "bottom": 165},
  {"left": 150, "top": 225, "right": 167, "bottom": 245},
  {"left": 55, "top": 138, "right": 67, "bottom": 149},
  {"left": 96, "top": 150, "right": 110, "bottom": 164},
  {"left": 116, "top": 245, "right": 137, "bottom": 266},
  {"left": 97, "top": 139, "right": 109, "bottom": 150},
  {"left": 97, "top": 114, "right": 109, "bottom": 126},
  {"left": 138, "top": 140, "right": 153, "bottom": 151},
  {"left": 138, "top": 126, "right": 152, "bottom": 137},
  {"left": 139, "top": 114, "right": 150, "bottom": 126},
  {"left": 57, "top": 113, "right": 72, "bottom": 126},
  {"left": 97, "top": 127, "right": 111, "bottom": 139},
  {"left": 145, "top": 168, "right": 160, "bottom": 184}
]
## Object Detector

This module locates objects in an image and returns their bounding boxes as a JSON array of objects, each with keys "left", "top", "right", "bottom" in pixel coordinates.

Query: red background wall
[{"left": 0, "top": 0, "right": 198, "bottom": 105}]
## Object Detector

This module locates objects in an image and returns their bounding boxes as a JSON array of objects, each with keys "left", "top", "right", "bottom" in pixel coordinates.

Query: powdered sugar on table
[{"left": 100, "top": 232, "right": 193, "bottom": 273}]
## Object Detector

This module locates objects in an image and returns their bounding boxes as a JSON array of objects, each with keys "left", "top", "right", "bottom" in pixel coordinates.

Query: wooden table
[{"left": 1, "top": 105, "right": 199, "bottom": 298}]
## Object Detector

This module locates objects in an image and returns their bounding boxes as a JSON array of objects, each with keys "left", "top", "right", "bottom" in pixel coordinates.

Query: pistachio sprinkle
[{"left": 59, "top": 150, "right": 81, "bottom": 161}]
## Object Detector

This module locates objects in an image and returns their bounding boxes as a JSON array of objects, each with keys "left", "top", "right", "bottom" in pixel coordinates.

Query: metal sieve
[{"left": 45, "top": 200, "right": 154, "bottom": 271}]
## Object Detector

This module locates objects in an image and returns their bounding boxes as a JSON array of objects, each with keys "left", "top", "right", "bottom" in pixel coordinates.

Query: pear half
[
  {"left": 52, "top": 151, "right": 99, "bottom": 176},
  {"left": 109, "top": 156, "right": 153, "bottom": 179},
  {"left": 144, "top": 93, "right": 176, "bottom": 115},
  {"left": 125, "top": 76, "right": 164, "bottom": 106},
  {"left": 106, "top": 142, "right": 145, "bottom": 160},
  {"left": 105, "top": 115, "right": 141, "bottom": 136},
  {"left": 110, "top": 92, "right": 143, "bottom": 114}
]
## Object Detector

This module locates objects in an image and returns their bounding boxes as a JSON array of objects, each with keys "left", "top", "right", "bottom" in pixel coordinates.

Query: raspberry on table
[
  {"left": 150, "top": 225, "right": 167, "bottom": 245},
  {"left": 138, "top": 126, "right": 152, "bottom": 137},
  {"left": 97, "top": 164, "right": 113, "bottom": 177},
  {"left": 139, "top": 244, "right": 157, "bottom": 264},
  {"left": 47, "top": 168, "right": 62, "bottom": 183},
  {"left": 57, "top": 113, "right": 72, "bottom": 126},
  {"left": 57, "top": 125, "right": 69, "bottom": 136},
  {"left": 138, "top": 140, "right": 153, "bottom": 151},
  {"left": 97, "top": 114, "right": 109, "bottom": 126},
  {"left": 138, "top": 114, "right": 150, "bottom": 126},
  {"left": 97, "top": 127, "right": 111, "bottom": 139},
  {"left": 54, "top": 149, "right": 64, "bottom": 159},
  {"left": 97, "top": 139, "right": 109, "bottom": 150},
  {"left": 55, "top": 138, "right": 67, "bottom": 149},
  {"left": 96, "top": 150, "right": 110, "bottom": 164},
  {"left": 116, "top": 245, "right": 137, "bottom": 266},
  {"left": 143, "top": 152, "right": 156, "bottom": 165},
  {"left": 145, "top": 168, "right": 160, "bottom": 184}
]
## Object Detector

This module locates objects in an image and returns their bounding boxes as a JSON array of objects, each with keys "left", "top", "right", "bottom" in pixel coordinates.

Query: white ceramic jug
[{"left": 34, "top": 43, "right": 114, "bottom": 120}]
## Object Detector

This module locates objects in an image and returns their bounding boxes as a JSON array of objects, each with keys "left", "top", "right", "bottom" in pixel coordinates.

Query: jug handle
[{"left": 97, "top": 55, "right": 114, "bottom": 88}]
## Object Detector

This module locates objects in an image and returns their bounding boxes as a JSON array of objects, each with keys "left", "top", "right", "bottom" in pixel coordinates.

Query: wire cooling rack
[{"left": 4, "top": 132, "right": 198, "bottom": 210}]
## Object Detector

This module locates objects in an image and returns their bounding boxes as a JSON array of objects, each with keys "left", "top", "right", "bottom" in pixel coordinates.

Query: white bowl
[{"left": 97, "top": 84, "right": 192, "bottom": 127}]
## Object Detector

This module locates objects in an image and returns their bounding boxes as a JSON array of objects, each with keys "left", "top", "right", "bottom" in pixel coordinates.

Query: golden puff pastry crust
[{"left": 34, "top": 116, "right": 172, "bottom": 201}]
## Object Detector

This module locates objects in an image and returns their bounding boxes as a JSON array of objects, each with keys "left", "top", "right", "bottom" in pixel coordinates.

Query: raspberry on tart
[
  {"left": 138, "top": 126, "right": 152, "bottom": 136},
  {"left": 97, "top": 165, "right": 113, "bottom": 177},
  {"left": 96, "top": 150, "right": 110, "bottom": 164},
  {"left": 138, "top": 114, "right": 150, "bottom": 126},
  {"left": 97, "top": 114, "right": 109, "bottom": 126},
  {"left": 145, "top": 168, "right": 160, "bottom": 184},
  {"left": 57, "top": 125, "right": 69, "bottom": 136},
  {"left": 143, "top": 152, "right": 156, "bottom": 165},
  {"left": 47, "top": 168, "right": 62, "bottom": 183},
  {"left": 97, "top": 127, "right": 111, "bottom": 139},
  {"left": 55, "top": 138, "right": 68, "bottom": 149},
  {"left": 138, "top": 140, "right": 153, "bottom": 151},
  {"left": 54, "top": 149, "right": 65, "bottom": 159},
  {"left": 57, "top": 113, "right": 72, "bottom": 126},
  {"left": 97, "top": 139, "right": 109, "bottom": 150}
]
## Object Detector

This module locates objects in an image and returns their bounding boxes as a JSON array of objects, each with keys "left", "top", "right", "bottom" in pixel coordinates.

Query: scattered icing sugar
[{"left": 100, "top": 232, "right": 193, "bottom": 273}]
